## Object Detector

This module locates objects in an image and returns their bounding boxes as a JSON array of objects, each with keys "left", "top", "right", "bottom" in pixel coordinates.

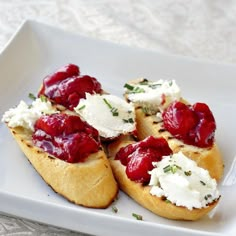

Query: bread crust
[
  {"left": 9, "top": 126, "right": 118, "bottom": 208},
  {"left": 135, "top": 108, "right": 224, "bottom": 181},
  {"left": 108, "top": 137, "right": 220, "bottom": 221}
]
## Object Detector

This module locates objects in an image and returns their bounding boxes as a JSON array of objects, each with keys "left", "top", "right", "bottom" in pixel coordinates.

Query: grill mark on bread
[
  {"left": 178, "top": 144, "right": 185, "bottom": 148},
  {"left": 158, "top": 128, "right": 166, "bottom": 133},
  {"left": 26, "top": 143, "right": 32, "bottom": 148},
  {"left": 167, "top": 136, "right": 175, "bottom": 140},
  {"left": 153, "top": 121, "right": 163, "bottom": 125}
]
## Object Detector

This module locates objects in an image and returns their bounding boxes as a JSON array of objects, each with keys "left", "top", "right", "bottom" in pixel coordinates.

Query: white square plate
[{"left": 0, "top": 20, "right": 235, "bottom": 236}]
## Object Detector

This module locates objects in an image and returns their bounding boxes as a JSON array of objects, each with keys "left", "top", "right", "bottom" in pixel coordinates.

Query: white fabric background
[{"left": 0, "top": 0, "right": 235, "bottom": 235}]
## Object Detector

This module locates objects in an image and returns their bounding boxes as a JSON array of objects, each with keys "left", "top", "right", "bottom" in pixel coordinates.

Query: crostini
[
  {"left": 108, "top": 135, "right": 220, "bottom": 221},
  {"left": 2, "top": 98, "right": 118, "bottom": 208},
  {"left": 124, "top": 78, "right": 224, "bottom": 181}
]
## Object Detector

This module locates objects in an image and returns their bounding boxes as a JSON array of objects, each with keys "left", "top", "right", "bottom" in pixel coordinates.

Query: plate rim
[{"left": 0, "top": 19, "right": 234, "bottom": 236}]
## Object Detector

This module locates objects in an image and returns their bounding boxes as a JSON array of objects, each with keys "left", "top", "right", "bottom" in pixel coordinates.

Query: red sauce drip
[
  {"left": 38, "top": 64, "right": 102, "bottom": 110},
  {"left": 162, "top": 101, "right": 216, "bottom": 148},
  {"left": 32, "top": 113, "right": 100, "bottom": 163},
  {"left": 115, "top": 136, "right": 172, "bottom": 183}
]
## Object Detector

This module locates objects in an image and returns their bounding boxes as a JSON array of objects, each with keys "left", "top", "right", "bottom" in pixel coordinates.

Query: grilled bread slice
[
  {"left": 107, "top": 136, "right": 220, "bottom": 221},
  {"left": 8, "top": 125, "right": 118, "bottom": 208}
]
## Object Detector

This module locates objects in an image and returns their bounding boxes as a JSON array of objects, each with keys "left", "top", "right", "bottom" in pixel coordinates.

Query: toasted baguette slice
[
  {"left": 135, "top": 108, "right": 224, "bottom": 181},
  {"left": 124, "top": 78, "right": 224, "bottom": 181},
  {"left": 107, "top": 136, "right": 220, "bottom": 221},
  {"left": 9, "top": 125, "right": 118, "bottom": 208}
]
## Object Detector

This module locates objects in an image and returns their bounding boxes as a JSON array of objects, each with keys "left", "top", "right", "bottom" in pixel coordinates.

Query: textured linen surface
[{"left": 0, "top": 0, "right": 235, "bottom": 235}]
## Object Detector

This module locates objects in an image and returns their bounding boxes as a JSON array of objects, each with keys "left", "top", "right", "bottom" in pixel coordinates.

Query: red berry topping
[
  {"left": 162, "top": 102, "right": 198, "bottom": 138},
  {"left": 38, "top": 64, "right": 102, "bottom": 110},
  {"left": 115, "top": 136, "right": 172, "bottom": 183},
  {"left": 39, "top": 64, "right": 80, "bottom": 91},
  {"left": 126, "top": 148, "right": 157, "bottom": 183},
  {"left": 162, "top": 101, "right": 216, "bottom": 148},
  {"left": 33, "top": 113, "right": 100, "bottom": 163}
]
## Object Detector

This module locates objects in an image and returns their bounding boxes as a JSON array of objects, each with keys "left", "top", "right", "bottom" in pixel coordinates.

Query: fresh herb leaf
[
  {"left": 200, "top": 180, "right": 206, "bottom": 186},
  {"left": 184, "top": 170, "right": 192, "bottom": 176},
  {"left": 123, "top": 118, "right": 134, "bottom": 124},
  {"left": 148, "top": 83, "right": 162, "bottom": 89},
  {"left": 124, "top": 83, "right": 134, "bottom": 90},
  {"left": 111, "top": 107, "right": 119, "bottom": 116},
  {"left": 165, "top": 199, "right": 171, "bottom": 204},
  {"left": 133, "top": 86, "right": 145, "bottom": 93},
  {"left": 40, "top": 95, "right": 47, "bottom": 102},
  {"left": 77, "top": 105, "right": 86, "bottom": 110},
  {"left": 112, "top": 206, "right": 118, "bottom": 213},
  {"left": 103, "top": 98, "right": 119, "bottom": 116},
  {"left": 163, "top": 165, "right": 171, "bottom": 173},
  {"left": 171, "top": 164, "right": 182, "bottom": 174},
  {"left": 204, "top": 194, "right": 212, "bottom": 200},
  {"left": 103, "top": 98, "right": 112, "bottom": 109},
  {"left": 163, "top": 164, "right": 181, "bottom": 174},
  {"left": 132, "top": 213, "right": 143, "bottom": 220},
  {"left": 28, "top": 93, "right": 36, "bottom": 100}
]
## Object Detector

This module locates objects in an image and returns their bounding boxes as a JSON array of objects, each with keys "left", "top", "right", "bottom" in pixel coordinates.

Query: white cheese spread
[
  {"left": 125, "top": 79, "right": 181, "bottom": 114},
  {"left": 74, "top": 93, "right": 136, "bottom": 139},
  {"left": 149, "top": 152, "right": 220, "bottom": 210},
  {"left": 2, "top": 97, "right": 58, "bottom": 131}
]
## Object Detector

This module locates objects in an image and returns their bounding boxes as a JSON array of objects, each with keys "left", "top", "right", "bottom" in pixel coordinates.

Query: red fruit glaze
[
  {"left": 38, "top": 64, "right": 102, "bottom": 110},
  {"left": 32, "top": 113, "right": 100, "bottom": 163},
  {"left": 115, "top": 136, "right": 173, "bottom": 183},
  {"left": 162, "top": 101, "right": 216, "bottom": 148}
]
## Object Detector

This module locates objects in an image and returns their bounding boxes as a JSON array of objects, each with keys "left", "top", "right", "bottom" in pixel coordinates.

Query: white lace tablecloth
[{"left": 0, "top": 0, "right": 236, "bottom": 235}]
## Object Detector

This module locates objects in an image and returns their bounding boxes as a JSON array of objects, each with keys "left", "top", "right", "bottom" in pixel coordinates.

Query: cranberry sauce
[
  {"left": 38, "top": 64, "right": 102, "bottom": 110},
  {"left": 32, "top": 113, "right": 101, "bottom": 163},
  {"left": 162, "top": 101, "right": 216, "bottom": 148},
  {"left": 115, "top": 136, "right": 172, "bottom": 183}
]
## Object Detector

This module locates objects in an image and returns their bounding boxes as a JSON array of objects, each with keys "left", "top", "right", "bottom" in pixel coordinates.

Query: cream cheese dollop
[
  {"left": 2, "top": 97, "right": 58, "bottom": 131},
  {"left": 125, "top": 79, "right": 181, "bottom": 114},
  {"left": 74, "top": 93, "right": 136, "bottom": 139},
  {"left": 149, "top": 152, "right": 220, "bottom": 210}
]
